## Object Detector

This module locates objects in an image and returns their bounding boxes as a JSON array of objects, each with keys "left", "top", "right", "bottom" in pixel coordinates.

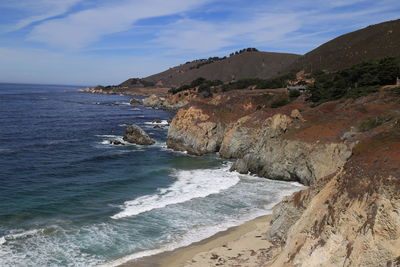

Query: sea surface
[{"left": 0, "top": 83, "right": 304, "bottom": 266}]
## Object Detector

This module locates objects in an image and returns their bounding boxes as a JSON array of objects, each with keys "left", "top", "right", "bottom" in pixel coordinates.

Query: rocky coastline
[
  {"left": 163, "top": 88, "right": 400, "bottom": 266},
  {"left": 79, "top": 85, "right": 170, "bottom": 97}
]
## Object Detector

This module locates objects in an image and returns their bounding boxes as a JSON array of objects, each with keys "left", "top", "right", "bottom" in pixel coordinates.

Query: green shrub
[
  {"left": 308, "top": 57, "right": 400, "bottom": 104},
  {"left": 392, "top": 86, "right": 400, "bottom": 96},
  {"left": 270, "top": 98, "right": 289, "bottom": 108},
  {"left": 169, "top": 78, "right": 222, "bottom": 95},
  {"left": 190, "top": 77, "right": 206, "bottom": 87},
  {"left": 289, "top": 89, "right": 301, "bottom": 98},
  {"left": 221, "top": 71, "right": 297, "bottom": 91}
]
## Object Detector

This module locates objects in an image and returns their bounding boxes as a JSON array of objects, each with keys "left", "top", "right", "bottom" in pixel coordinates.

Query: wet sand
[{"left": 120, "top": 215, "right": 272, "bottom": 267}]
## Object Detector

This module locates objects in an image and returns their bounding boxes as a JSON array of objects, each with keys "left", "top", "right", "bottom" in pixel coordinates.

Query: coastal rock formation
[
  {"left": 167, "top": 106, "right": 225, "bottom": 155},
  {"left": 143, "top": 94, "right": 188, "bottom": 110},
  {"left": 129, "top": 98, "right": 142, "bottom": 105},
  {"left": 265, "top": 131, "right": 400, "bottom": 267},
  {"left": 166, "top": 87, "right": 400, "bottom": 266},
  {"left": 220, "top": 112, "right": 351, "bottom": 185},
  {"left": 123, "top": 124, "right": 155, "bottom": 145}
]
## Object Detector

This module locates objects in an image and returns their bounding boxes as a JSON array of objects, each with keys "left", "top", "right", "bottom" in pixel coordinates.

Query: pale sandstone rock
[{"left": 167, "top": 107, "right": 225, "bottom": 155}]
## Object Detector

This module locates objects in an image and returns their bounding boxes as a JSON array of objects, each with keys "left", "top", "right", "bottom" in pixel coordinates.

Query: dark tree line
[{"left": 308, "top": 57, "right": 400, "bottom": 104}]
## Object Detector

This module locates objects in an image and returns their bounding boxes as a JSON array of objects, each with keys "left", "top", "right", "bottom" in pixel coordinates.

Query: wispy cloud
[
  {"left": 156, "top": 13, "right": 301, "bottom": 54},
  {"left": 0, "top": 0, "right": 80, "bottom": 32},
  {"left": 28, "top": 0, "right": 211, "bottom": 49},
  {"left": 0, "top": 0, "right": 399, "bottom": 84}
]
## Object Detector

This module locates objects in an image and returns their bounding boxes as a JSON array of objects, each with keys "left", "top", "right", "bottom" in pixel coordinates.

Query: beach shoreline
[{"left": 119, "top": 214, "right": 273, "bottom": 267}]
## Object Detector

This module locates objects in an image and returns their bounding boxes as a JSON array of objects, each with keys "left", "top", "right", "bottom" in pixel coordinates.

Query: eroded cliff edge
[{"left": 166, "top": 89, "right": 400, "bottom": 266}]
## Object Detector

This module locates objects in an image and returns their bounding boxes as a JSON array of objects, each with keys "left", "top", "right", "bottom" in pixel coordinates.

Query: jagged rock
[
  {"left": 123, "top": 124, "right": 155, "bottom": 145},
  {"left": 221, "top": 113, "right": 352, "bottom": 185},
  {"left": 167, "top": 107, "right": 225, "bottom": 155},
  {"left": 129, "top": 98, "right": 142, "bottom": 105},
  {"left": 290, "top": 109, "right": 305, "bottom": 121},
  {"left": 143, "top": 94, "right": 188, "bottom": 110},
  {"left": 143, "top": 94, "right": 165, "bottom": 108},
  {"left": 152, "top": 119, "right": 162, "bottom": 123}
]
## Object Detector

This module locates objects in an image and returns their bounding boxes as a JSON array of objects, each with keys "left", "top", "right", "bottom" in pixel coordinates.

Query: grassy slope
[
  {"left": 143, "top": 51, "right": 301, "bottom": 87},
  {"left": 290, "top": 19, "right": 400, "bottom": 72}
]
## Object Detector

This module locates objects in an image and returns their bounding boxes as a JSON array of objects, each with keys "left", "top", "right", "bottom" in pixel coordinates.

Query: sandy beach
[{"left": 121, "top": 215, "right": 274, "bottom": 267}]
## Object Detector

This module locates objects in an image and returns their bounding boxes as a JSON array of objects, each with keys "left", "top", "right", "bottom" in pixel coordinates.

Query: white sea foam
[
  {"left": 96, "top": 135, "right": 131, "bottom": 146},
  {"left": 115, "top": 102, "right": 130, "bottom": 106},
  {"left": 129, "top": 108, "right": 141, "bottom": 111},
  {"left": 0, "top": 228, "right": 45, "bottom": 245},
  {"left": 102, "top": 183, "right": 301, "bottom": 267},
  {"left": 102, "top": 211, "right": 268, "bottom": 267},
  {"left": 144, "top": 120, "right": 169, "bottom": 126},
  {"left": 111, "top": 165, "right": 240, "bottom": 219}
]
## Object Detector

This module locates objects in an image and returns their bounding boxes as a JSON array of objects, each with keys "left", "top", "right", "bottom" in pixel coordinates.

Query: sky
[{"left": 0, "top": 0, "right": 399, "bottom": 85}]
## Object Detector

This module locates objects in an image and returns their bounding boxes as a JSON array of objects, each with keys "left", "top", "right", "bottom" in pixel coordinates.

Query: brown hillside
[
  {"left": 143, "top": 51, "right": 300, "bottom": 87},
  {"left": 291, "top": 19, "right": 400, "bottom": 72}
]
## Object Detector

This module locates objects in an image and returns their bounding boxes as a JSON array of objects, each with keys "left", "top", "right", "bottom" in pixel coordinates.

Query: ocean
[{"left": 0, "top": 83, "right": 304, "bottom": 266}]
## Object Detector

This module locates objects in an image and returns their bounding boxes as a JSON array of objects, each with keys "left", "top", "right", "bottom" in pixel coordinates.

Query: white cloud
[
  {"left": 156, "top": 13, "right": 301, "bottom": 54},
  {"left": 0, "top": 0, "right": 80, "bottom": 32},
  {"left": 154, "top": 0, "right": 400, "bottom": 55},
  {"left": 28, "top": 0, "right": 210, "bottom": 49}
]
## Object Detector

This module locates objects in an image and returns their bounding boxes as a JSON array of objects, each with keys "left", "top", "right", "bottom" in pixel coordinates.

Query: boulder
[
  {"left": 130, "top": 98, "right": 143, "bottom": 105},
  {"left": 123, "top": 124, "right": 155, "bottom": 145}
]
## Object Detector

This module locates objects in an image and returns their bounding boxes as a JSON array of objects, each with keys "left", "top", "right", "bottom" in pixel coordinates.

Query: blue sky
[{"left": 0, "top": 0, "right": 399, "bottom": 85}]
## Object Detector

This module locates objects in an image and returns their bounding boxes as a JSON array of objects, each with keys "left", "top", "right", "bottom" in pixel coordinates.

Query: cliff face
[
  {"left": 220, "top": 112, "right": 352, "bottom": 185},
  {"left": 167, "top": 106, "right": 225, "bottom": 155},
  {"left": 166, "top": 90, "right": 359, "bottom": 184},
  {"left": 166, "top": 88, "right": 400, "bottom": 266},
  {"left": 266, "top": 131, "right": 400, "bottom": 267}
]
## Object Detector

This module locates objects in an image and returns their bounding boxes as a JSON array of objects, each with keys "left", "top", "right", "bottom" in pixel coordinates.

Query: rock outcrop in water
[
  {"left": 129, "top": 98, "right": 143, "bottom": 105},
  {"left": 166, "top": 88, "right": 400, "bottom": 266},
  {"left": 123, "top": 124, "right": 155, "bottom": 145}
]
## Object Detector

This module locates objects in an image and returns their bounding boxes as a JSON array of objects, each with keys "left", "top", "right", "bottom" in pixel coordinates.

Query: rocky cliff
[
  {"left": 265, "top": 131, "right": 400, "bottom": 267},
  {"left": 166, "top": 88, "right": 400, "bottom": 266}
]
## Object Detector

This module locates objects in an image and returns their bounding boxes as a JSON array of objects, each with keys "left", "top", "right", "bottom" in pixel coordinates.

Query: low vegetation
[
  {"left": 185, "top": 48, "right": 259, "bottom": 70},
  {"left": 222, "top": 71, "right": 297, "bottom": 91},
  {"left": 168, "top": 77, "right": 223, "bottom": 97},
  {"left": 392, "top": 86, "right": 400, "bottom": 96},
  {"left": 229, "top": 48, "right": 259, "bottom": 57},
  {"left": 189, "top": 57, "right": 227, "bottom": 70},
  {"left": 358, "top": 115, "right": 393, "bottom": 132},
  {"left": 270, "top": 98, "right": 290, "bottom": 108},
  {"left": 289, "top": 89, "right": 301, "bottom": 98},
  {"left": 308, "top": 57, "right": 400, "bottom": 104}
]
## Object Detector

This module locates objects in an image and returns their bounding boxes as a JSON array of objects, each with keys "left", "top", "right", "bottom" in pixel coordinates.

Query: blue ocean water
[{"left": 0, "top": 83, "right": 304, "bottom": 266}]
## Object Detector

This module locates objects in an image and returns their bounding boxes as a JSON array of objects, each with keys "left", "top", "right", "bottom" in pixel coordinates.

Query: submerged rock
[
  {"left": 110, "top": 140, "right": 124, "bottom": 146},
  {"left": 123, "top": 124, "right": 155, "bottom": 145}
]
